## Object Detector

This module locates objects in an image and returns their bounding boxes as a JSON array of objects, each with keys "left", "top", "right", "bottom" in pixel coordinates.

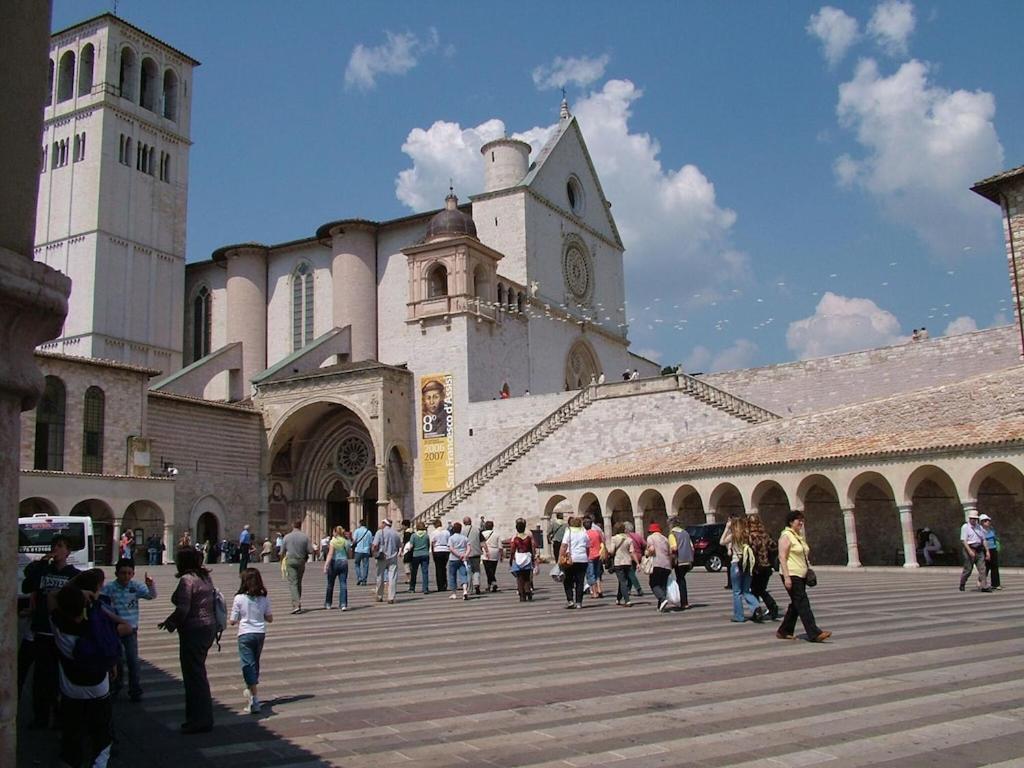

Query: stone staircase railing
[
  {"left": 675, "top": 372, "right": 779, "bottom": 423},
  {"left": 415, "top": 386, "right": 596, "bottom": 524}
]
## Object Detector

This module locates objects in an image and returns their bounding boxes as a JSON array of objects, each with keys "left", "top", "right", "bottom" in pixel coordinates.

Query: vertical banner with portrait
[{"left": 420, "top": 373, "right": 455, "bottom": 492}]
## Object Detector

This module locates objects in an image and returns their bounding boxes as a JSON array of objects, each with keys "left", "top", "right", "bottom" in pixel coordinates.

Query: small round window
[{"left": 566, "top": 176, "right": 585, "bottom": 215}]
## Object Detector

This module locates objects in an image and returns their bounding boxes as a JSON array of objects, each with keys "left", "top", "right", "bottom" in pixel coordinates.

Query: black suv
[{"left": 686, "top": 523, "right": 728, "bottom": 572}]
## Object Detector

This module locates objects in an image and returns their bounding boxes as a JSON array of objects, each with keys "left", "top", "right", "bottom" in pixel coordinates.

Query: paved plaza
[{"left": 17, "top": 563, "right": 1024, "bottom": 768}]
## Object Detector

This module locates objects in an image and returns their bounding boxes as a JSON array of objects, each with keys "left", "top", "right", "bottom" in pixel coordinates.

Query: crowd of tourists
[{"left": 18, "top": 501, "right": 1006, "bottom": 764}]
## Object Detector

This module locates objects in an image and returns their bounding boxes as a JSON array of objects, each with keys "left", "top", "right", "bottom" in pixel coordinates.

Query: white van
[{"left": 17, "top": 514, "right": 95, "bottom": 603}]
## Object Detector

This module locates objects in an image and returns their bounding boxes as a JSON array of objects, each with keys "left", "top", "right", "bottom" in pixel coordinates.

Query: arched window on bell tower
[
  {"left": 427, "top": 263, "right": 448, "bottom": 298},
  {"left": 292, "top": 262, "right": 314, "bottom": 351}
]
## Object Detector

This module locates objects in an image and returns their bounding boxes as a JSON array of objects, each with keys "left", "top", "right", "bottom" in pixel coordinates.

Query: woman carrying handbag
[{"left": 777, "top": 511, "right": 830, "bottom": 642}]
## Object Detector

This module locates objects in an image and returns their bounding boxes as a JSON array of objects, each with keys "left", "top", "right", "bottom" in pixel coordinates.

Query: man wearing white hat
[{"left": 959, "top": 511, "right": 990, "bottom": 592}]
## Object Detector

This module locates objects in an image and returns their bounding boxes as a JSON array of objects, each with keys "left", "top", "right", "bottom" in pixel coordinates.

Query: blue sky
[{"left": 54, "top": 1, "right": 1024, "bottom": 371}]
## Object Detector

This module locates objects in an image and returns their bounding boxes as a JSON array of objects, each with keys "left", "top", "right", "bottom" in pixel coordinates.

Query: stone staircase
[
  {"left": 674, "top": 372, "right": 779, "bottom": 424},
  {"left": 415, "top": 386, "right": 596, "bottom": 524},
  {"left": 414, "top": 374, "right": 778, "bottom": 525}
]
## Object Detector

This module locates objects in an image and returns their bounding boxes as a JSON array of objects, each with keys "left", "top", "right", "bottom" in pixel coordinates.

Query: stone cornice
[
  {"left": 33, "top": 230, "right": 185, "bottom": 262},
  {"left": 45, "top": 101, "right": 193, "bottom": 146}
]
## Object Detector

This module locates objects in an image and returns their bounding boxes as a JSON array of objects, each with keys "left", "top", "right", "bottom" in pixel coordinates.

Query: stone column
[
  {"left": 221, "top": 246, "right": 267, "bottom": 398},
  {"left": 329, "top": 223, "right": 378, "bottom": 362},
  {"left": 962, "top": 500, "right": 978, "bottom": 522},
  {"left": 0, "top": 3, "right": 72, "bottom": 762},
  {"left": 897, "top": 504, "right": 919, "bottom": 568},
  {"left": 163, "top": 523, "right": 175, "bottom": 564},
  {"left": 632, "top": 513, "right": 644, "bottom": 534},
  {"left": 348, "top": 494, "right": 363, "bottom": 527},
  {"left": 842, "top": 507, "right": 861, "bottom": 567},
  {"left": 704, "top": 508, "right": 717, "bottom": 524}
]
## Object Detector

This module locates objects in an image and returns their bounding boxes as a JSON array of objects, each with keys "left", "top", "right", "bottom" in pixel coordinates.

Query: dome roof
[{"left": 424, "top": 190, "right": 477, "bottom": 241}]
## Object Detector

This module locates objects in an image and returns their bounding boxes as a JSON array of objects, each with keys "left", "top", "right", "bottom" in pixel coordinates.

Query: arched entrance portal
[
  {"left": 196, "top": 511, "right": 219, "bottom": 547},
  {"left": 272, "top": 400, "right": 380, "bottom": 545},
  {"left": 565, "top": 338, "right": 601, "bottom": 391},
  {"left": 122, "top": 500, "right": 164, "bottom": 561},
  {"left": 70, "top": 498, "right": 115, "bottom": 564}
]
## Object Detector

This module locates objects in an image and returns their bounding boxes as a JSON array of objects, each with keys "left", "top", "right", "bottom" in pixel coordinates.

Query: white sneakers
[{"left": 243, "top": 688, "right": 262, "bottom": 714}]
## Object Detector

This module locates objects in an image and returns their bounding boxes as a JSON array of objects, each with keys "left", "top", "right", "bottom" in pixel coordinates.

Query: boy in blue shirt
[{"left": 101, "top": 558, "right": 157, "bottom": 701}]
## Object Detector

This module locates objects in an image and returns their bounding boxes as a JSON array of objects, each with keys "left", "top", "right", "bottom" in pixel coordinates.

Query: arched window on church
[
  {"left": 82, "top": 386, "right": 105, "bottom": 474},
  {"left": 192, "top": 286, "right": 211, "bottom": 360},
  {"left": 34, "top": 376, "right": 66, "bottom": 471},
  {"left": 427, "top": 264, "right": 448, "bottom": 299},
  {"left": 78, "top": 44, "right": 94, "bottom": 97},
  {"left": 46, "top": 59, "right": 54, "bottom": 106},
  {"left": 119, "top": 47, "right": 137, "bottom": 102},
  {"left": 56, "top": 50, "right": 75, "bottom": 103},
  {"left": 292, "top": 262, "right": 314, "bottom": 351}
]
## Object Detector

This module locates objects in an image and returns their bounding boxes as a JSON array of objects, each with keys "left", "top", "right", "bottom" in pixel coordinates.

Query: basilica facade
[{"left": 19, "top": 14, "right": 1024, "bottom": 567}]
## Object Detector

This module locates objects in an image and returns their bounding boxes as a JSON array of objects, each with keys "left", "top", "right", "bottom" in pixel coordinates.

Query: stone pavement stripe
[{"left": 19, "top": 564, "right": 1021, "bottom": 767}]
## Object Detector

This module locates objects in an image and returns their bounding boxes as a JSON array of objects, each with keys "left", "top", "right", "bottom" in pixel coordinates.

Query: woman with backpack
[
  {"left": 322, "top": 526, "right": 351, "bottom": 610},
  {"left": 747, "top": 513, "right": 780, "bottom": 620},
  {"left": 668, "top": 518, "right": 694, "bottom": 610},
  {"left": 231, "top": 568, "right": 273, "bottom": 713},
  {"left": 720, "top": 516, "right": 764, "bottom": 623},
  {"left": 158, "top": 547, "right": 217, "bottom": 734},
  {"left": 645, "top": 523, "right": 673, "bottom": 612}
]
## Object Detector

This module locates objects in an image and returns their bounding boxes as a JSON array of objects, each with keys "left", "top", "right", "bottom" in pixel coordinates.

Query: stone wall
[
  {"left": 452, "top": 385, "right": 748, "bottom": 531},
  {"left": 702, "top": 326, "right": 1020, "bottom": 416},
  {"left": 147, "top": 392, "right": 264, "bottom": 541},
  {"left": 21, "top": 353, "right": 149, "bottom": 475}
]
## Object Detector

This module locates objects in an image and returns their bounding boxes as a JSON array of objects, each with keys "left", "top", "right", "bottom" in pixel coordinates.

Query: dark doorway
[
  {"left": 196, "top": 512, "right": 219, "bottom": 547},
  {"left": 362, "top": 479, "right": 379, "bottom": 529},
  {"left": 327, "top": 481, "right": 350, "bottom": 533}
]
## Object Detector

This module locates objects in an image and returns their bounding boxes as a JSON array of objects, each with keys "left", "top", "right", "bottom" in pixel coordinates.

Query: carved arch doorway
[{"left": 565, "top": 338, "right": 601, "bottom": 391}]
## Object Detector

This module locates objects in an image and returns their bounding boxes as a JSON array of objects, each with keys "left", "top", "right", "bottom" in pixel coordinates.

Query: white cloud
[
  {"left": 395, "top": 79, "right": 744, "bottom": 318},
  {"left": 807, "top": 7, "right": 861, "bottom": 67},
  {"left": 944, "top": 315, "right": 978, "bottom": 336},
  {"left": 395, "top": 119, "right": 508, "bottom": 210},
  {"left": 532, "top": 54, "right": 610, "bottom": 90},
  {"left": 835, "top": 58, "right": 1003, "bottom": 257},
  {"left": 786, "top": 292, "right": 905, "bottom": 359},
  {"left": 683, "top": 339, "right": 758, "bottom": 373},
  {"left": 868, "top": 0, "right": 916, "bottom": 57},
  {"left": 344, "top": 29, "right": 440, "bottom": 91}
]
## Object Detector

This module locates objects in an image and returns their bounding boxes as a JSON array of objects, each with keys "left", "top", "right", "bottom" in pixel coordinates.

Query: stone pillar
[
  {"left": 705, "top": 508, "right": 717, "bottom": 525},
  {"left": 221, "top": 246, "right": 267, "bottom": 398},
  {"left": 329, "top": 223, "right": 377, "bottom": 362},
  {"left": 842, "top": 507, "right": 861, "bottom": 568},
  {"left": 632, "top": 513, "right": 644, "bottom": 534},
  {"left": 0, "top": 3, "right": 71, "bottom": 761},
  {"left": 163, "top": 522, "right": 175, "bottom": 564},
  {"left": 962, "top": 500, "right": 978, "bottom": 522},
  {"left": 897, "top": 504, "right": 919, "bottom": 568}
]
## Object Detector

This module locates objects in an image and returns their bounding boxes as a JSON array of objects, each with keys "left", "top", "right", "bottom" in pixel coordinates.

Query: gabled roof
[{"left": 511, "top": 116, "right": 623, "bottom": 249}]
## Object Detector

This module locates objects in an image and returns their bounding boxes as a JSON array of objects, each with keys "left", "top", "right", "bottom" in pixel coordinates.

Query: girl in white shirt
[{"left": 231, "top": 568, "right": 273, "bottom": 713}]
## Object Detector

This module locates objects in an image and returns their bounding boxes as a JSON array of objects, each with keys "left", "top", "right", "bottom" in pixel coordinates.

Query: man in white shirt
[{"left": 959, "top": 511, "right": 990, "bottom": 592}]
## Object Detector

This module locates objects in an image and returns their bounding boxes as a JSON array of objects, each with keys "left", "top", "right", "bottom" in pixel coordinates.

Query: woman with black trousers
[
  {"left": 777, "top": 511, "right": 830, "bottom": 643},
  {"left": 748, "top": 513, "right": 780, "bottom": 620},
  {"left": 559, "top": 516, "right": 589, "bottom": 608},
  {"left": 159, "top": 547, "right": 217, "bottom": 733}
]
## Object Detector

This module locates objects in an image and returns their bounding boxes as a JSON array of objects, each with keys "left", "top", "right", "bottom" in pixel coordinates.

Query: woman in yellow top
[{"left": 777, "top": 511, "right": 830, "bottom": 642}]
